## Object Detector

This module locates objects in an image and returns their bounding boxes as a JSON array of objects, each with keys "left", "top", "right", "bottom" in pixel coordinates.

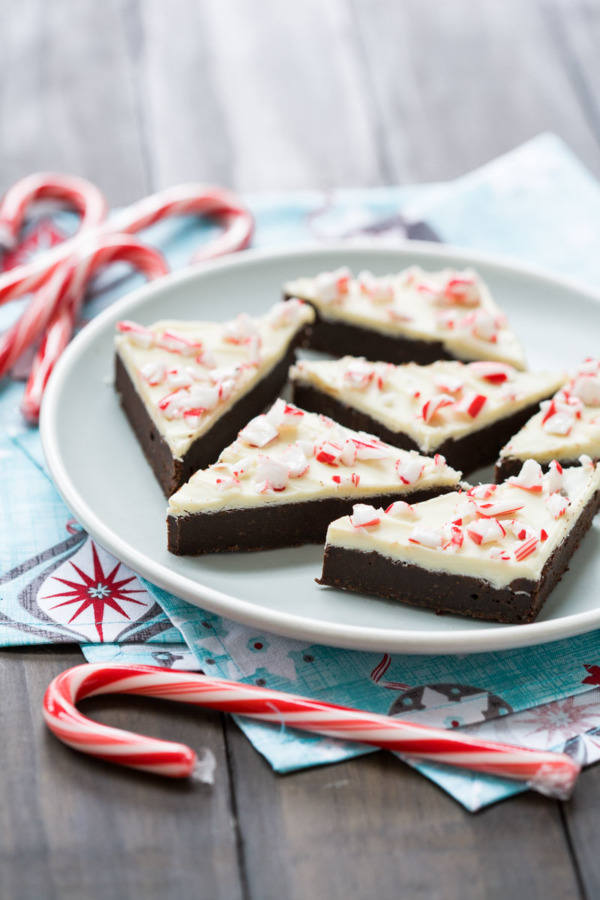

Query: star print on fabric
[
  {"left": 42, "top": 542, "right": 148, "bottom": 641},
  {"left": 512, "top": 694, "right": 600, "bottom": 748}
]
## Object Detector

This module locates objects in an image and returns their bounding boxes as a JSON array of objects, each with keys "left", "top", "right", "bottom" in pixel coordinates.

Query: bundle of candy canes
[
  {"left": 0, "top": 172, "right": 254, "bottom": 422},
  {"left": 44, "top": 663, "right": 580, "bottom": 799}
]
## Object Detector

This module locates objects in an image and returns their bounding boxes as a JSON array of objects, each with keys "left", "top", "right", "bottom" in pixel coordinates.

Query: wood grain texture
[
  {"left": 225, "top": 719, "right": 582, "bottom": 900},
  {"left": 0, "top": 0, "right": 149, "bottom": 204},
  {"left": 2, "top": 0, "right": 600, "bottom": 896},
  {"left": 0, "top": 648, "right": 243, "bottom": 900},
  {"left": 351, "top": 0, "right": 600, "bottom": 181},
  {"left": 132, "top": 0, "right": 387, "bottom": 190}
]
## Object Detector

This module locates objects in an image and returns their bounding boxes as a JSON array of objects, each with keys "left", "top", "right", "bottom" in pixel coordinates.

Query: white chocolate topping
[
  {"left": 167, "top": 401, "right": 461, "bottom": 516},
  {"left": 324, "top": 458, "right": 600, "bottom": 589},
  {"left": 500, "top": 358, "right": 600, "bottom": 465},
  {"left": 285, "top": 266, "right": 527, "bottom": 369},
  {"left": 291, "top": 357, "right": 565, "bottom": 454},
  {"left": 115, "top": 299, "right": 314, "bottom": 459}
]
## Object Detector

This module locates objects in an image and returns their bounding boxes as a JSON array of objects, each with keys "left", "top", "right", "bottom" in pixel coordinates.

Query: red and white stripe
[
  {"left": 20, "top": 236, "right": 169, "bottom": 422},
  {"left": 0, "top": 175, "right": 253, "bottom": 419},
  {"left": 0, "top": 172, "right": 107, "bottom": 250},
  {"left": 0, "top": 181, "right": 253, "bottom": 307},
  {"left": 43, "top": 664, "right": 579, "bottom": 798}
]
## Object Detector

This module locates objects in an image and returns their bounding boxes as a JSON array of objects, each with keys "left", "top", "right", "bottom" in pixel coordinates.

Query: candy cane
[
  {"left": 0, "top": 172, "right": 107, "bottom": 250},
  {"left": 21, "top": 236, "right": 169, "bottom": 423},
  {"left": 0, "top": 182, "right": 253, "bottom": 307},
  {"left": 44, "top": 664, "right": 580, "bottom": 799}
]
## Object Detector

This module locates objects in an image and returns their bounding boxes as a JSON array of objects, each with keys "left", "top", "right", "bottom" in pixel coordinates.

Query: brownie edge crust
[
  {"left": 167, "top": 486, "right": 455, "bottom": 555},
  {"left": 317, "top": 487, "right": 600, "bottom": 624}
]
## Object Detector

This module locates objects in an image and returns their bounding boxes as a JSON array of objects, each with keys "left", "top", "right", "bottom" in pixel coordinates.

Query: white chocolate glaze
[
  {"left": 167, "top": 400, "right": 461, "bottom": 516},
  {"left": 284, "top": 266, "right": 527, "bottom": 369},
  {"left": 291, "top": 357, "right": 565, "bottom": 453},
  {"left": 115, "top": 300, "right": 315, "bottom": 459},
  {"left": 499, "top": 358, "right": 600, "bottom": 465},
  {"left": 324, "top": 459, "right": 600, "bottom": 589}
]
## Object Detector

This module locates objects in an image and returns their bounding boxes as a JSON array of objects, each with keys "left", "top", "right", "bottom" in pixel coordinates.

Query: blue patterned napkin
[{"left": 3, "top": 133, "right": 600, "bottom": 810}]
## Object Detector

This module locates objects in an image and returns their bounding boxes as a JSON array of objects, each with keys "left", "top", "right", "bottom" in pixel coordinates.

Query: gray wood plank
[
  {"left": 561, "top": 764, "right": 600, "bottom": 900},
  {"left": 0, "top": 0, "right": 148, "bottom": 204},
  {"left": 351, "top": 0, "right": 600, "bottom": 182},
  {"left": 543, "top": 0, "right": 600, "bottom": 150},
  {"left": 225, "top": 719, "right": 582, "bottom": 900},
  {"left": 0, "top": 648, "right": 243, "bottom": 900},
  {"left": 131, "top": 0, "right": 387, "bottom": 190}
]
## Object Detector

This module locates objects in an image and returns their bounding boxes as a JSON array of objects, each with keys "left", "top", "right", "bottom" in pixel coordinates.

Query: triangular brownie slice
[
  {"left": 115, "top": 299, "right": 314, "bottom": 496},
  {"left": 167, "top": 400, "right": 461, "bottom": 554},
  {"left": 319, "top": 457, "right": 600, "bottom": 624},
  {"left": 496, "top": 358, "right": 600, "bottom": 480},
  {"left": 284, "top": 266, "right": 526, "bottom": 368},
  {"left": 290, "top": 356, "right": 565, "bottom": 475}
]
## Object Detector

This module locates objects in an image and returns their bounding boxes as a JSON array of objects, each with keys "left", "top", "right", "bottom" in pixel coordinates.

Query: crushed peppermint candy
[
  {"left": 266, "top": 399, "right": 305, "bottom": 428},
  {"left": 350, "top": 504, "right": 383, "bottom": 528},
  {"left": 255, "top": 456, "right": 289, "bottom": 493},
  {"left": 514, "top": 536, "right": 538, "bottom": 562},
  {"left": 279, "top": 444, "right": 309, "bottom": 478},
  {"left": 268, "top": 297, "right": 306, "bottom": 328},
  {"left": 453, "top": 391, "right": 487, "bottom": 419},
  {"left": 117, "top": 320, "right": 154, "bottom": 348},
  {"left": 385, "top": 500, "right": 417, "bottom": 518},
  {"left": 544, "top": 460, "right": 564, "bottom": 494},
  {"left": 343, "top": 358, "right": 375, "bottom": 390},
  {"left": 507, "top": 459, "right": 543, "bottom": 492},
  {"left": 357, "top": 271, "right": 395, "bottom": 304},
  {"left": 545, "top": 492, "right": 570, "bottom": 519},
  {"left": 156, "top": 330, "right": 203, "bottom": 356},
  {"left": 332, "top": 472, "right": 361, "bottom": 487},
  {"left": 475, "top": 499, "right": 524, "bottom": 518},
  {"left": 239, "top": 415, "right": 279, "bottom": 448},
  {"left": 408, "top": 526, "right": 445, "bottom": 549},
  {"left": 467, "top": 484, "right": 497, "bottom": 500},
  {"left": 396, "top": 457, "right": 425, "bottom": 485},
  {"left": 467, "top": 361, "right": 515, "bottom": 384},
  {"left": 433, "top": 373, "right": 464, "bottom": 394},
  {"left": 421, "top": 393, "right": 455, "bottom": 424},
  {"left": 139, "top": 361, "right": 166, "bottom": 386},
  {"left": 571, "top": 374, "right": 600, "bottom": 406},
  {"left": 467, "top": 518, "right": 506, "bottom": 546},
  {"left": 314, "top": 268, "right": 351, "bottom": 304}
]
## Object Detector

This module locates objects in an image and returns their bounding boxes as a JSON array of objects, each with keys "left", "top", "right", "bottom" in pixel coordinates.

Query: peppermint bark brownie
[
  {"left": 291, "top": 356, "right": 564, "bottom": 476},
  {"left": 167, "top": 400, "right": 461, "bottom": 554},
  {"left": 284, "top": 266, "right": 526, "bottom": 369},
  {"left": 115, "top": 299, "right": 314, "bottom": 496},
  {"left": 319, "top": 457, "right": 600, "bottom": 624},
  {"left": 496, "top": 358, "right": 600, "bottom": 480}
]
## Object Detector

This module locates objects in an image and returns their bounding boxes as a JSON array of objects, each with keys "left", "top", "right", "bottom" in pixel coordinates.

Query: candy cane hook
[{"left": 44, "top": 664, "right": 580, "bottom": 799}]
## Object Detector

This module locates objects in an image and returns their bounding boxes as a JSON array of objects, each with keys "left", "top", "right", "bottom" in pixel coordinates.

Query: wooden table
[{"left": 1, "top": 2, "right": 600, "bottom": 897}]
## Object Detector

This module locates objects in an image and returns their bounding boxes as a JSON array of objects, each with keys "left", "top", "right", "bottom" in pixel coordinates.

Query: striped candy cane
[
  {"left": 0, "top": 180, "right": 253, "bottom": 307},
  {"left": 43, "top": 664, "right": 580, "bottom": 799},
  {"left": 21, "top": 236, "right": 169, "bottom": 423},
  {"left": 0, "top": 172, "right": 107, "bottom": 251}
]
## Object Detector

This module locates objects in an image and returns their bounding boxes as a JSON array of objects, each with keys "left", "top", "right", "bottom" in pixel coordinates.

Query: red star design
[{"left": 43, "top": 543, "right": 147, "bottom": 641}]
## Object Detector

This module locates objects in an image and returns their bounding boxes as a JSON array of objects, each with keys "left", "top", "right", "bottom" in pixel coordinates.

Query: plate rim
[{"left": 40, "top": 240, "right": 600, "bottom": 654}]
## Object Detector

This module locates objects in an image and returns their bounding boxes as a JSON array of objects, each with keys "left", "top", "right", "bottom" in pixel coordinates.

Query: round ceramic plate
[{"left": 41, "top": 243, "right": 600, "bottom": 654}]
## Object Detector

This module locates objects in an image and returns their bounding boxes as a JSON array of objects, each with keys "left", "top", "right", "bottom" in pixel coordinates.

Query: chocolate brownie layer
[
  {"left": 293, "top": 381, "right": 552, "bottom": 476},
  {"left": 116, "top": 335, "right": 306, "bottom": 497},
  {"left": 284, "top": 294, "right": 454, "bottom": 365},
  {"left": 318, "top": 488, "right": 600, "bottom": 624},
  {"left": 167, "top": 485, "right": 454, "bottom": 555}
]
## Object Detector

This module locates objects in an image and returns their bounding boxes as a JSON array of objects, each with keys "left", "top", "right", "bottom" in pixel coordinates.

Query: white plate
[{"left": 41, "top": 243, "right": 600, "bottom": 654}]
